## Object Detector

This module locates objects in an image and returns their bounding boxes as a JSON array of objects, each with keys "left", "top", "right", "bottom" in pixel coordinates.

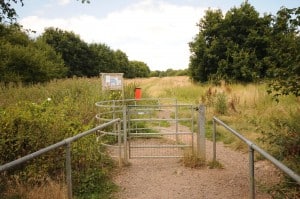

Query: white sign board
[{"left": 101, "top": 73, "right": 123, "bottom": 90}]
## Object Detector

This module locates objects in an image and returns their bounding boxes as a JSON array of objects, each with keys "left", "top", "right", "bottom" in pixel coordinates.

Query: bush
[
  {"left": 214, "top": 92, "right": 228, "bottom": 114},
  {"left": 259, "top": 109, "right": 300, "bottom": 198}
]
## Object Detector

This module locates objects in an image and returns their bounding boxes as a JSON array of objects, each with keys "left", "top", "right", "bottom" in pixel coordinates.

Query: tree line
[
  {"left": 0, "top": 24, "right": 155, "bottom": 83},
  {"left": 189, "top": 2, "right": 300, "bottom": 97}
]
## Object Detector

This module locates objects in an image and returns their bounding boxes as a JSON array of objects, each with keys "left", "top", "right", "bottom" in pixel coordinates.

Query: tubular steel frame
[
  {"left": 212, "top": 116, "right": 300, "bottom": 199},
  {"left": 0, "top": 119, "right": 121, "bottom": 199},
  {"left": 95, "top": 98, "right": 201, "bottom": 160}
]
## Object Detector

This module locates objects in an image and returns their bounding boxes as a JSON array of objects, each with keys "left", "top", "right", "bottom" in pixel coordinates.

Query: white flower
[{"left": 47, "top": 98, "right": 51, "bottom": 101}]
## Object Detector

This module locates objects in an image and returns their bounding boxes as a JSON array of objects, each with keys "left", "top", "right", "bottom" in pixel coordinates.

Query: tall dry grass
[{"left": 3, "top": 178, "right": 67, "bottom": 199}]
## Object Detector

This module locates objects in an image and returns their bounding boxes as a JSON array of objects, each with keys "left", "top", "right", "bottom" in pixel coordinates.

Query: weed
[
  {"left": 214, "top": 92, "right": 228, "bottom": 114},
  {"left": 208, "top": 160, "right": 224, "bottom": 169},
  {"left": 181, "top": 149, "right": 206, "bottom": 168}
]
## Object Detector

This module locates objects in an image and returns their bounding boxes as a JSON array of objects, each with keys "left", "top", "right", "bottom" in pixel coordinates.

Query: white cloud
[
  {"left": 20, "top": 0, "right": 206, "bottom": 70},
  {"left": 58, "top": 0, "right": 71, "bottom": 6}
]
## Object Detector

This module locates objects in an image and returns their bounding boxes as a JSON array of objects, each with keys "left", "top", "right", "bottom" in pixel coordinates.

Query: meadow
[{"left": 0, "top": 76, "right": 299, "bottom": 198}]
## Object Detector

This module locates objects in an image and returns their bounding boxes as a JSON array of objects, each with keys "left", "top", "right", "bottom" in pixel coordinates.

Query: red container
[{"left": 135, "top": 88, "right": 142, "bottom": 100}]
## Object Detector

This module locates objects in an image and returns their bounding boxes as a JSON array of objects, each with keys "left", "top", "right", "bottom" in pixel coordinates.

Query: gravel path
[
  {"left": 112, "top": 108, "right": 279, "bottom": 199},
  {"left": 113, "top": 135, "right": 278, "bottom": 199}
]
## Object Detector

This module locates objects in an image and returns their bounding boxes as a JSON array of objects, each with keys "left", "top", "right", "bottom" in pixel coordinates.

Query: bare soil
[{"left": 112, "top": 120, "right": 280, "bottom": 199}]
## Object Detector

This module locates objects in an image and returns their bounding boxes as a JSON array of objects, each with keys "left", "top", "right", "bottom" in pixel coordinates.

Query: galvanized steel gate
[
  {"left": 95, "top": 98, "right": 199, "bottom": 162},
  {"left": 127, "top": 99, "right": 196, "bottom": 158}
]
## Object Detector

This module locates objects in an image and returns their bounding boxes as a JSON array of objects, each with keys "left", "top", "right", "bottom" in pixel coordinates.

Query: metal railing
[
  {"left": 95, "top": 98, "right": 205, "bottom": 160},
  {"left": 0, "top": 118, "right": 121, "bottom": 199},
  {"left": 212, "top": 116, "right": 300, "bottom": 199}
]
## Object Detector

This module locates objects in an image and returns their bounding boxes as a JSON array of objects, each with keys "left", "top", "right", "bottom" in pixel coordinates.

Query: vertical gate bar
[
  {"left": 213, "top": 118, "right": 216, "bottom": 162},
  {"left": 123, "top": 105, "right": 128, "bottom": 164},
  {"left": 175, "top": 99, "right": 179, "bottom": 142},
  {"left": 118, "top": 121, "right": 122, "bottom": 167},
  {"left": 249, "top": 146, "right": 255, "bottom": 199},
  {"left": 66, "top": 142, "right": 72, "bottom": 199},
  {"left": 128, "top": 107, "right": 131, "bottom": 159},
  {"left": 198, "top": 105, "right": 206, "bottom": 160},
  {"left": 191, "top": 105, "right": 195, "bottom": 154},
  {"left": 113, "top": 100, "right": 116, "bottom": 136}
]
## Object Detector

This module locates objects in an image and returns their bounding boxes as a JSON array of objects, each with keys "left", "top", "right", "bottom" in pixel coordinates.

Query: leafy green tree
[
  {"left": 0, "top": 24, "right": 67, "bottom": 83},
  {"left": 189, "top": 9, "right": 223, "bottom": 82},
  {"left": 0, "top": 0, "right": 89, "bottom": 22},
  {"left": 128, "top": 61, "right": 151, "bottom": 78},
  {"left": 189, "top": 2, "right": 272, "bottom": 83},
  {"left": 40, "top": 28, "right": 94, "bottom": 77},
  {"left": 89, "top": 43, "right": 118, "bottom": 74},
  {"left": 114, "top": 49, "right": 129, "bottom": 75},
  {"left": 267, "top": 7, "right": 300, "bottom": 98}
]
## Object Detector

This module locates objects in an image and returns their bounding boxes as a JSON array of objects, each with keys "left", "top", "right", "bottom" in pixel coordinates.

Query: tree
[
  {"left": 128, "top": 61, "right": 151, "bottom": 78},
  {"left": 89, "top": 43, "right": 117, "bottom": 74},
  {"left": 114, "top": 49, "right": 129, "bottom": 76},
  {"left": 40, "top": 28, "right": 95, "bottom": 77},
  {"left": 267, "top": 7, "right": 300, "bottom": 98},
  {"left": 189, "top": 9, "right": 223, "bottom": 82},
  {"left": 189, "top": 2, "right": 272, "bottom": 83},
  {"left": 0, "top": 24, "right": 67, "bottom": 83},
  {"left": 0, "top": 0, "right": 89, "bottom": 23}
]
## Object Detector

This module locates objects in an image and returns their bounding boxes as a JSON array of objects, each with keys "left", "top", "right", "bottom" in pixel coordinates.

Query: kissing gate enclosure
[{"left": 95, "top": 98, "right": 205, "bottom": 164}]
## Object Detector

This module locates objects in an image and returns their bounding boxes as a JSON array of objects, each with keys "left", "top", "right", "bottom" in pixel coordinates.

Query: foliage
[
  {"left": 266, "top": 7, "right": 300, "bottom": 99},
  {"left": 181, "top": 149, "right": 206, "bottom": 168},
  {"left": 189, "top": 2, "right": 299, "bottom": 98},
  {"left": 258, "top": 109, "right": 300, "bottom": 198},
  {"left": 207, "top": 160, "right": 224, "bottom": 169},
  {"left": 214, "top": 92, "right": 228, "bottom": 114},
  {"left": 127, "top": 60, "right": 151, "bottom": 78},
  {"left": 189, "top": 2, "right": 271, "bottom": 83},
  {"left": 0, "top": 0, "right": 24, "bottom": 23},
  {"left": 0, "top": 24, "right": 67, "bottom": 83},
  {"left": 0, "top": 77, "right": 117, "bottom": 198},
  {"left": 40, "top": 28, "right": 96, "bottom": 77},
  {"left": 0, "top": 0, "right": 90, "bottom": 23}
]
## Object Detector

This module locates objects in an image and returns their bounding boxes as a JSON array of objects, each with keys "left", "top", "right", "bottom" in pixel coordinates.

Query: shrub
[
  {"left": 214, "top": 92, "right": 228, "bottom": 114},
  {"left": 258, "top": 109, "right": 300, "bottom": 198}
]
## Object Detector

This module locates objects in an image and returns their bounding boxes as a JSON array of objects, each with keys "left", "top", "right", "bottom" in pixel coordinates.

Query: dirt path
[
  {"left": 112, "top": 110, "right": 279, "bottom": 199},
  {"left": 113, "top": 139, "right": 278, "bottom": 199}
]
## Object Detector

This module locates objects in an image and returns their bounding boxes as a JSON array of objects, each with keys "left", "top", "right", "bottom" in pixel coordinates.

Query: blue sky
[{"left": 15, "top": 0, "right": 299, "bottom": 71}]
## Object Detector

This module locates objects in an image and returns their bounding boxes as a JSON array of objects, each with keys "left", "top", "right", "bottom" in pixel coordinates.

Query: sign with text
[{"left": 101, "top": 73, "right": 123, "bottom": 90}]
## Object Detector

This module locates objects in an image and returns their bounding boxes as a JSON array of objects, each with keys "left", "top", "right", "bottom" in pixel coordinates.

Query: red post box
[{"left": 135, "top": 87, "right": 142, "bottom": 100}]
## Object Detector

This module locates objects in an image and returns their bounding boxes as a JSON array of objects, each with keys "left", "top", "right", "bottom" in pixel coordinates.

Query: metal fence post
[
  {"left": 213, "top": 118, "right": 216, "bottom": 162},
  {"left": 66, "top": 142, "right": 72, "bottom": 199},
  {"left": 197, "top": 105, "right": 206, "bottom": 160},
  {"left": 123, "top": 105, "right": 128, "bottom": 164},
  {"left": 117, "top": 121, "right": 122, "bottom": 167},
  {"left": 249, "top": 146, "right": 255, "bottom": 199},
  {"left": 175, "top": 99, "right": 179, "bottom": 142}
]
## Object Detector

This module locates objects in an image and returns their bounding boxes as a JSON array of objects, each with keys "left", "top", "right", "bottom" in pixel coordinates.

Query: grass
[
  {"left": 181, "top": 149, "right": 206, "bottom": 168},
  {"left": 1, "top": 76, "right": 299, "bottom": 198}
]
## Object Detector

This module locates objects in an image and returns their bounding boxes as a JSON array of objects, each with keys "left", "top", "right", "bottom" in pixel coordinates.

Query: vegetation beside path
[{"left": 0, "top": 76, "right": 299, "bottom": 198}]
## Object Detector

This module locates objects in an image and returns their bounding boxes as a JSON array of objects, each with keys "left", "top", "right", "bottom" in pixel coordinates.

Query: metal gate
[
  {"left": 127, "top": 98, "right": 196, "bottom": 158},
  {"left": 95, "top": 98, "right": 198, "bottom": 162}
]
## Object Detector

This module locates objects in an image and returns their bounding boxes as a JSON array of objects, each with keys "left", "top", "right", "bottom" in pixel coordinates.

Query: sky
[{"left": 15, "top": 0, "right": 299, "bottom": 71}]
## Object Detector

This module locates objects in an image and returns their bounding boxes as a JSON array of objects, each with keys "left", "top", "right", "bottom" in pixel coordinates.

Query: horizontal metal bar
[
  {"left": 0, "top": 118, "right": 121, "bottom": 172},
  {"left": 213, "top": 117, "right": 252, "bottom": 146},
  {"left": 251, "top": 144, "right": 300, "bottom": 184},
  {"left": 97, "top": 130, "right": 119, "bottom": 136},
  {"left": 129, "top": 132, "right": 193, "bottom": 136},
  {"left": 95, "top": 98, "right": 178, "bottom": 107},
  {"left": 128, "top": 104, "right": 194, "bottom": 108},
  {"left": 213, "top": 116, "right": 300, "bottom": 184},
  {"left": 101, "top": 143, "right": 124, "bottom": 149},
  {"left": 130, "top": 145, "right": 191, "bottom": 148},
  {"left": 129, "top": 118, "right": 193, "bottom": 122},
  {"left": 130, "top": 155, "right": 183, "bottom": 158}
]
